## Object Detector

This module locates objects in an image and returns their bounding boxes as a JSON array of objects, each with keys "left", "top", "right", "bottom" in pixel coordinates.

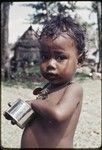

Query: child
[{"left": 21, "top": 15, "right": 86, "bottom": 148}]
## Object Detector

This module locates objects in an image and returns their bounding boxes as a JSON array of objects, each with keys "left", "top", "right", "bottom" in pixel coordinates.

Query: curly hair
[{"left": 39, "top": 15, "right": 86, "bottom": 56}]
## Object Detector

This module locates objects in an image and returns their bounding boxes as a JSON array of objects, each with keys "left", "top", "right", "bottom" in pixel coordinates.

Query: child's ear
[{"left": 77, "top": 51, "right": 86, "bottom": 65}]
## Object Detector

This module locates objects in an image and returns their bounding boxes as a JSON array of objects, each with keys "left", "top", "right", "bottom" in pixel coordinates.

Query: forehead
[{"left": 40, "top": 34, "right": 76, "bottom": 53}]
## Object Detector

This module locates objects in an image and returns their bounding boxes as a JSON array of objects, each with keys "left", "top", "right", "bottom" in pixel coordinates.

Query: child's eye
[{"left": 56, "top": 55, "right": 68, "bottom": 61}]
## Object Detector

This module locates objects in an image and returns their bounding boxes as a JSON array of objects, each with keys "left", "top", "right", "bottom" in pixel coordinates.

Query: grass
[
  {"left": 75, "top": 72, "right": 91, "bottom": 82},
  {"left": 2, "top": 72, "right": 91, "bottom": 89},
  {"left": 2, "top": 80, "right": 44, "bottom": 89}
]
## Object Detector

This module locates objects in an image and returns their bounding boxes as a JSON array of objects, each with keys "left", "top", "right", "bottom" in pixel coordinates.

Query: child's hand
[{"left": 25, "top": 100, "right": 34, "bottom": 106}]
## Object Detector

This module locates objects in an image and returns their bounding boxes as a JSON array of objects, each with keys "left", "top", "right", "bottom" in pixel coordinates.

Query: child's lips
[{"left": 45, "top": 72, "right": 58, "bottom": 79}]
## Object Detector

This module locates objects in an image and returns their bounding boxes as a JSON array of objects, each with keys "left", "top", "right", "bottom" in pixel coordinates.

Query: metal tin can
[{"left": 3, "top": 99, "right": 34, "bottom": 129}]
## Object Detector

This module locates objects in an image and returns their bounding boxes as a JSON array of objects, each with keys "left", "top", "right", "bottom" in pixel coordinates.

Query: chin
[{"left": 48, "top": 79, "right": 69, "bottom": 86}]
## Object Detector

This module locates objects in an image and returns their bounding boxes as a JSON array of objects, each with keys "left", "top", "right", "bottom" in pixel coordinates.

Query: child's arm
[{"left": 31, "top": 83, "right": 83, "bottom": 124}]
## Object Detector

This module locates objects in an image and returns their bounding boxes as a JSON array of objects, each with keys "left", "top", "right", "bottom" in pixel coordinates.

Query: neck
[
  {"left": 50, "top": 80, "right": 71, "bottom": 88},
  {"left": 37, "top": 80, "right": 71, "bottom": 100},
  {"left": 48, "top": 80, "right": 71, "bottom": 93}
]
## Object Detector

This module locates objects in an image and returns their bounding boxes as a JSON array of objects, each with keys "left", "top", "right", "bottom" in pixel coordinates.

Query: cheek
[{"left": 61, "top": 59, "right": 77, "bottom": 75}]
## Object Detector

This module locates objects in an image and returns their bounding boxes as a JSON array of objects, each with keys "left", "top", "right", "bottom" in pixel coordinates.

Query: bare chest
[{"left": 44, "top": 87, "right": 66, "bottom": 105}]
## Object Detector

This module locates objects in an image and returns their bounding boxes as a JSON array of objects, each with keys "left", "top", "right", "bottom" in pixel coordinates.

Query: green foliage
[
  {"left": 24, "top": 2, "right": 77, "bottom": 24},
  {"left": 75, "top": 72, "right": 91, "bottom": 82},
  {"left": 2, "top": 65, "right": 46, "bottom": 89},
  {"left": 2, "top": 70, "right": 91, "bottom": 90},
  {"left": 1, "top": 69, "right": 91, "bottom": 89},
  {"left": 12, "top": 65, "right": 43, "bottom": 81},
  {"left": 91, "top": 1, "right": 97, "bottom": 12},
  {"left": 2, "top": 79, "right": 43, "bottom": 89},
  {"left": 82, "top": 21, "right": 95, "bottom": 28}
]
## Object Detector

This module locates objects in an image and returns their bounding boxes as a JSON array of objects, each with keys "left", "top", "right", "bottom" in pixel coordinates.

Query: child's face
[{"left": 39, "top": 34, "right": 78, "bottom": 85}]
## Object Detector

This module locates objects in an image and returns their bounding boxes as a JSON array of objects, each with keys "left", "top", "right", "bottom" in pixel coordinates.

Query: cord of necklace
[{"left": 36, "top": 81, "right": 71, "bottom": 100}]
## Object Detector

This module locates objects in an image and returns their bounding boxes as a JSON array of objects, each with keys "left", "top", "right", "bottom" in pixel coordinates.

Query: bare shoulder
[
  {"left": 64, "top": 81, "right": 83, "bottom": 102},
  {"left": 58, "top": 82, "right": 83, "bottom": 104},
  {"left": 68, "top": 82, "right": 83, "bottom": 94}
]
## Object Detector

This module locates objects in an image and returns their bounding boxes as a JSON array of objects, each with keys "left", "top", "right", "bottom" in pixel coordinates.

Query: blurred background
[
  {"left": 1, "top": 1, "right": 101, "bottom": 149},
  {"left": 1, "top": 1, "right": 101, "bottom": 84}
]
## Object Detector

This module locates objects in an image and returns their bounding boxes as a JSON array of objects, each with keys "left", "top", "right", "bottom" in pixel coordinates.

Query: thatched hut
[{"left": 11, "top": 25, "right": 40, "bottom": 69}]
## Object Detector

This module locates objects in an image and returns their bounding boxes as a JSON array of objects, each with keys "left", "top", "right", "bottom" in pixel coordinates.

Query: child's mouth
[{"left": 45, "top": 72, "right": 58, "bottom": 80}]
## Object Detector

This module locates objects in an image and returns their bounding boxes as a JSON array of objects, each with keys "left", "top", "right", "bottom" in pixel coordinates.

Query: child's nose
[{"left": 47, "top": 58, "right": 57, "bottom": 70}]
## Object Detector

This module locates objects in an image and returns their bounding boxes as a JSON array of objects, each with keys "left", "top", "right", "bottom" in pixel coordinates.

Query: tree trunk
[
  {"left": 1, "top": 2, "right": 11, "bottom": 80},
  {"left": 97, "top": 2, "right": 101, "bottom": 72}
]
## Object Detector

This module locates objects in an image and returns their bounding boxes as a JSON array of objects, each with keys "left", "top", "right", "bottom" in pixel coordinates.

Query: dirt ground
[{"left": 1, "top": 79, "right": 101, "bottom": 148}]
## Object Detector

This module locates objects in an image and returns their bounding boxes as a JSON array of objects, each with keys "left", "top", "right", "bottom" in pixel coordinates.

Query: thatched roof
[{"left": 11, "top": 26, "right": 39, "bottom": 50}]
